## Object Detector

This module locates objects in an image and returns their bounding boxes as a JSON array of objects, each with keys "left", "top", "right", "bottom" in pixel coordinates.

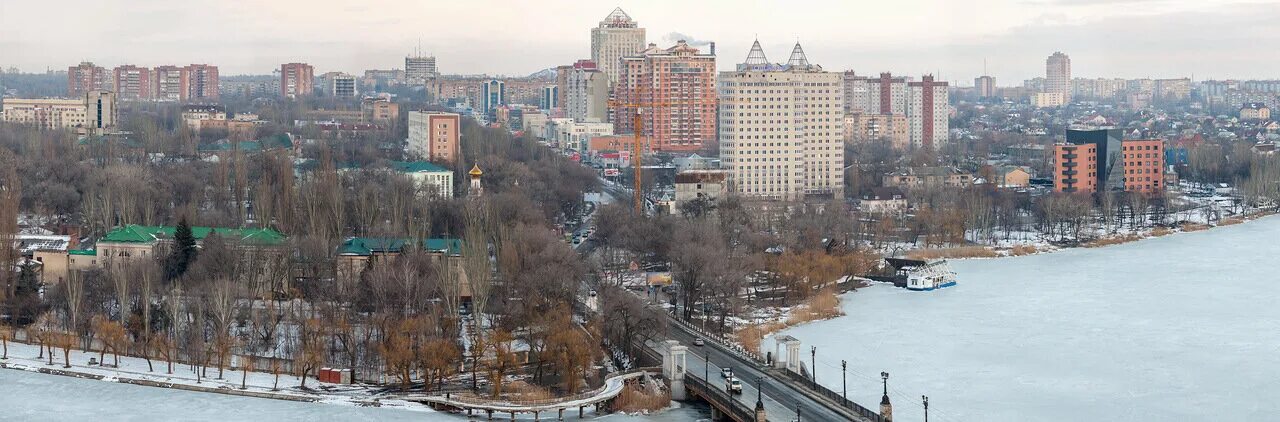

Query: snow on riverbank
[
  {"left": 772, "top": 213, "right": 1280, "bottom": 422},
  {"left": 0, "top": 340, "right": 435, "bottom": 412}
]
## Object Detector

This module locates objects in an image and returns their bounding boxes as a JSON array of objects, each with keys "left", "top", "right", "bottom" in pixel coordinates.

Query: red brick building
[
  {"left": 1121, "top": 139, "right": 1165, "bottom": 194},
  {"left": 1053, "top": 138, "right": 1164, "bottom": 194},
  {"left": 113, "top": 65, "right": 151, "bottom": 100},
  {"left": 1052, "top": 143, "right": 1099, "bottom": 193},
  {"left": 614, "top": 40, "right": 717, "bottom": 153},
  {"left": 68, "top": 62, "right": 108, "bottom": 97},
  {"left": 185, "top": 64, "right": 220, "bottom": 101},
  {"left": 281, "top": 63, "right": 314, "bottom": 98}
]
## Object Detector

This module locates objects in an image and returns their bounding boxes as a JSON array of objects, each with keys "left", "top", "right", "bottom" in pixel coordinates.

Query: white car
[
  {"left": 725, "top": 377, "right": 743, "bottom": 394},
  {"left": 720, "top": 367, "right": 733, "bottom": 379},
  {"left": 693, "top": 338, "right": 704, "bottom": 346}
]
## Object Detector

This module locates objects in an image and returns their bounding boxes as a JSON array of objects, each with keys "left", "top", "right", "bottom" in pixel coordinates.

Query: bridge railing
[
  {"left": 666, "top": 312, "right": 767, "bottom": 364},
  {"left": 686, "top": 373, "right": 758, "bottom": 422},
  {"left": 772, "top": 367, "right": 885, "bottom": 422}
]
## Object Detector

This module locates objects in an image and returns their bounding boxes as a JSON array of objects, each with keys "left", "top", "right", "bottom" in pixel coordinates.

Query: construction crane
[{"left": 607, "top": 99, "right": 673, "bottom": 213}]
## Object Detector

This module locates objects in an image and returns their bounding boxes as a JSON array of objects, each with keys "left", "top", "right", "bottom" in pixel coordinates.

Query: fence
[{"left": 773, "top": 366, "right": 885, "bottom": 422}]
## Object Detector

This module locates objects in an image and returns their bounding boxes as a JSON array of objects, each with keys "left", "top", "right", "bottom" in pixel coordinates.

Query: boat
[{"left": 904, "top": 259, "right": 957, "bottom": 291}]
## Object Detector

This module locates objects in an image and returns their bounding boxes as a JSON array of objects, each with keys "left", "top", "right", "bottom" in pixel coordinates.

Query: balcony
[
  {"left": 1063, "top": 170, "right": 1077, "bottom": 176},
  {"left": 1063, "top": 162, "right": 1078, "bottom": 168},
  {"left": 1063, "top": 178, "right": 1078, "bottom": 184},
  {"left": 1063, "top": 153, "right": 1078, "bottom": 159}
]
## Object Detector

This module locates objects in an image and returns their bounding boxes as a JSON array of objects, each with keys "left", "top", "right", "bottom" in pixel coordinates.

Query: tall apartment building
[
  {"left": 1052, "top": 129, "right": 1163, "bottom": 194},
  {"left": 907, "top": 76, "right": 949, "bottom": 149},
  {"left": 1046, "top": 52, "right": 1071, "bottom": 104},
  {"left": 185, "top": 64, "right": 219, "bottom": 102},
  {"left": 153, "top": 66, "right": 189, "bottom": 101},
  {"left": 720, "top": 41, "right": 843, "bottom": 201},
  {"left": 844, "top": 113, "right": 908, "bottom": 150},
  {"left": 614, "top": 40, "right": 717, "bottom": 153},
  {"left": 68, "top": 62, "right": 109, "bottom": 97},
  {"left": 2, "top": 90, "right": 115, "bottom": 132},
  {"left": 540, "top": 85, "right": 558, "bottom": 111},
  {"left": 361, "top": 98, "right": 400, "bottom": 123},
  {"left": 554, "top": 64, "right": 573, "bottom": 109},
  {"left": 565, "top": 59, "right": 609, "bottom": 122},
  {"left": 406, "top": 111, "right": 460, "bottom": 163},
  {"left": 329, "top": 74, "right": 357, "bottom": 97},
  {"left": 842, "top": 71, "right": 872, "bottom": 114},
  {"left": 868, "top": 73, "right": 908, "bottom": 115},
  {"left": 113, "top": 65, "right": 151, "bottom": 100},
  {"left": 405, "top": 55, "right": 438, "bottom": 84},
  {"left": 590, "top": 7, "right": 645, "bottom": 88},
  {"left": 480, "top": 79, "right": 506, "bottom": 113},
  {"left": 280, "top": 63, "right": 314, "bottom": 98},
  {"left": 975, "top": 75, "right": 996, "bottom": 98}
]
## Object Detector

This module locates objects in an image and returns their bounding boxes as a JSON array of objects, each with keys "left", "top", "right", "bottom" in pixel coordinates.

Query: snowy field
[
  {"left": 774, "top": 214, "right": 1280, "bottom": 422},
  {"left": 0, "top": 368, "right": 711, "bottom": 422}
]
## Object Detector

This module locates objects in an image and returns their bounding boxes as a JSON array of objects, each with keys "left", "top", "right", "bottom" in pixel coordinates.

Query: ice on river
[{"left": 775, "top": 215, "right": 1280, "bottom": 422}]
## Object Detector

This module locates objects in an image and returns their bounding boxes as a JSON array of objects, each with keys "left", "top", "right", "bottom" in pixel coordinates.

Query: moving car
[
  {"left": 726, "top": 377, "right": 742, "bottom": 394},
  {"left": 693, "top": 338, "right": 704, "bottom": 346},
  {"left": 721, "top": 367, "right": 733, "bottom": 379}
]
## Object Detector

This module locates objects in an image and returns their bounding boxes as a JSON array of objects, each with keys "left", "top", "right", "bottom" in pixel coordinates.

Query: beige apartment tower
[
  {"left": 720, "top": 41, "right": 844, "bottom": 201},
  {"left": 590, "top": 7, "right": 645, "bottom": 88}
]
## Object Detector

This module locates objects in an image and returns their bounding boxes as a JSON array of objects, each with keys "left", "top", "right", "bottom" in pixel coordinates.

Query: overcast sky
[{"left": 1, "top": 0, "right": 1275, "bottom": 85}]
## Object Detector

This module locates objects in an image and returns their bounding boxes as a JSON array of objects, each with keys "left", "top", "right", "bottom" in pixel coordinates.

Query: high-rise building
[
  {"left": 553, "top": 64, "right": 573, "bottom": 109},
  {"left": 330, "top": 74, "right": 357, "bottom": 97},
  {"left": 1046, "top": 52, "right": 1071, "bottom": 104},
  {"left": 280, "top": 63, "right": 314, "bottom": 98},
  {"left": 565, "top": 59, "right": 608, "bottom": 122},
  {"left": 845, "top": 113, "right": 908, "bottom": 150},
  {"left": 615, "top": 40, "right": 717, "bottom": 153},
  {"left": 406, "top": 111, "right": 460, "bottom": 163},
  {"left": 152, "top": 65, "right": 189, "bottom": 102},
  {"left": 590, "top": 7, "right": 645, "bottom": 88},
  {"left": 540, "top": 85, "right": 558, "bottom": 111},
  {"left": 405, "top": 55, "right": 438, "bottom": 84},
  {"left": 907, "top": 75, "right": 949, "bottom": 149},
  {"left": 480, "top": 79, "right": 506, "bottom": 113},
  {"left": 68, "top": 62, "right": 108, "bottom": 97},
  {"left": 842, "top": 72, "right": 911, "bottom": 115},
  {"left": 720, "top": 40, "right": 843, "bottom": 201},
  {"left": 113, "top": 65, "right": 151, "bottom": 100},
  {"left": 975, "top": 75, "right": 996, "bottom": 98},
  {"left": 84, "top": 90, "right": 117, "bottom": 132},
  {"left": 185, "top": 64, "right": 219, "bottom": 102}
]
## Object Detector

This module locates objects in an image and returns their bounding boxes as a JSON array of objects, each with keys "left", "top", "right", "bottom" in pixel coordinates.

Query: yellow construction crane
[{"left": 608, "top": 100, "right": 673, "bottom": 213}]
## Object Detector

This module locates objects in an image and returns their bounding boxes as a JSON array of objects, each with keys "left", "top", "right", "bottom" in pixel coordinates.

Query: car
[
  {"left": 726, "top": 377, "right": 743, "bottom": 394},
  {"left": 693, "top": 338, "right": 704, "bottom": 346},
  {"left": 589, "top": 290, "right": 598, "bottom": 297},
  {"left": 720, "top": 367, "right": 733, "bottom": 379}
]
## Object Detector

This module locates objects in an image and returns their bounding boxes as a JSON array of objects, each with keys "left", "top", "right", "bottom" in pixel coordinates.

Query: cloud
[{"left": 664, "top": 32, "right": 714, "bottom": 47}]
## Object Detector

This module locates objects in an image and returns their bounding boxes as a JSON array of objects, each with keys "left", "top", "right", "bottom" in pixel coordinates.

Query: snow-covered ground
[
  {"left": 772, "top": 214, "right": 1280, "bottom": 422},
  {"left": 0, "top": 340, "right": 710, "bottom": 421}
]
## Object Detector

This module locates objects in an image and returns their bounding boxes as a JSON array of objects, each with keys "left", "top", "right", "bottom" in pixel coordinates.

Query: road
[{"left": 664, "top": 324, "right": 871, "bottom": 422}]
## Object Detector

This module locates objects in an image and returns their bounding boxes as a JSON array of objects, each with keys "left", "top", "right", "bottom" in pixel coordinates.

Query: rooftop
[
  {"left": 100, "top": 225, "right": 287, "bottom": 245},
  {"left": 337, "top": 237, "right": 463, "bottom": 256}
]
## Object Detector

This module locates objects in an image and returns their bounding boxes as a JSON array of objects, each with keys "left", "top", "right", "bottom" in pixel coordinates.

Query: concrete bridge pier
[
  {"left": 509, "top": 411, "right": 515, "bottom": 421},
  {"left": 578, "top": 406, "right": 584, "bottom": 418},
  {"left": 486, "top": 409, "right": 493, "bottom": 420},
  {"left": 558, "top": 408, "right": 565, "bottom": 421},
  {"left": 662, "top": 340, "right": 689, "bottom": 400}
]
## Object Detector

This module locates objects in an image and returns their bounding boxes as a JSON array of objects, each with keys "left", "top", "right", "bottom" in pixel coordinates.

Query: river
[{"left": 774, "top": 215, "right": 1280, "bottom": 421}]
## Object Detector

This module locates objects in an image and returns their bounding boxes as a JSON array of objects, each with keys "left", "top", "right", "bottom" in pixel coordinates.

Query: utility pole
[
  {"left": 922, "top": 395, "right": 929, "bottom": 422},
  {"left": 704, "top": 352, "right": 709, "bottom": 381}
]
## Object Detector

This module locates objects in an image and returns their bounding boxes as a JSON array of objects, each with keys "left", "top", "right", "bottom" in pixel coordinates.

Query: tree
[
  {"left": 486, "top": 329, "right": 519, "bottom": 398},
  {"left": 166, "top": 219, "right": 197, "bottom": 280}
]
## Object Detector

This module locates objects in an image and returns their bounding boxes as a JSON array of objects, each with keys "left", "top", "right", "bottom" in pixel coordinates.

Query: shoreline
[
  {"left": 0, "top": 360, "right": 317, "bottom": 402},
  {"left": 908, "top": 209, "right": 1278, "bottom": 261}
]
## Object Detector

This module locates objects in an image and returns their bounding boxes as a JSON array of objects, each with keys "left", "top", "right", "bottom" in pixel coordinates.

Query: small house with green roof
[{"left": 93, "top": 224, "right": 287, "bottom": 264}]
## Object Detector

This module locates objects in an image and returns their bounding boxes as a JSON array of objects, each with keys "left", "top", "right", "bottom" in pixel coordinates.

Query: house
[
  {"left": 859, "top": 187, "right": 907, "bottom": 214},
  {"left": 992, "top": 166, "right": 1032, "bottom": 188},
  {"left": 91, "top": 224, "right": 287, "bottom": 266},
  {"left": 335, "top": 237, "right": 469, "bottom": 298},
  {"left": 882, "top": 167, "right": 973, "bottom": 189},
  {"left": 673, "top": 170, "right": 728, "bottom": 207},
  {"left": 13, "top": 234, "right": 73, "bottom": 284},
  {"left": 385, "top": 161, "right": 454, "bottom": 198}
]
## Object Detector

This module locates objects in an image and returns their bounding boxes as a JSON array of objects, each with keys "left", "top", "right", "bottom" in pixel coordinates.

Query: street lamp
[
  {"left": 704, "top": 352, "right": 709, "bottom": 381},
  {"left": 810, "top": 346, "right": 817, "bottom": 385},
  {"left": 756, "top": 376, "right": 764, "bottom": 410},
  {"left": 796, "top": 404, "right": 802, "bottom": 422},
  {"left": 837, "top": 361, "right": 846, "bottom": 405},
  {"left": 922, "top": 395, "right": 930, "bottom": 422}
]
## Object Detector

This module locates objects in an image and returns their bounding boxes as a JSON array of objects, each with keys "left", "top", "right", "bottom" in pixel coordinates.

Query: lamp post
[
  {"left": 840, "top": 361, "right": 848, "bottom": 405},
  {"left": 922, "top": 395, "right": 929, "bottom": 422},
  {"left": 704, "top": 352, "right": 709, "bottom": 381},
  {"left": 810, "top": 346, "right": 817, "bottom": 385},
  {"left": 795, "top": 404, "right": 801, "bottom": 422}
]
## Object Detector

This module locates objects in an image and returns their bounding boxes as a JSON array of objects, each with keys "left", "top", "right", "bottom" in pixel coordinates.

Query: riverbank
[
  {"left": 0, "top": 340, "right": 434, "bottom": 412},
  {"left": 905, "top": 209, "right": 1278, "bottom": 260}
]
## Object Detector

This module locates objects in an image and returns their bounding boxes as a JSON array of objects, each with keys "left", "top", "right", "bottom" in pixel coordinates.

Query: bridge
[{"left": 406, "top": 369, "right": 655, "bottom": 421}]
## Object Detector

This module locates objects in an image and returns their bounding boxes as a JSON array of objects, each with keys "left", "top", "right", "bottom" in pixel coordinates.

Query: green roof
[
  {"left": 338, "top": 237, "right": 462, "bottom": 256},
  {"left": 69, "top": 249, "right": 96, "bottom": 256},
  {"left": 100, "top": 225, "right": 287, "bottom": 246},
  {"left": 198, "top": 134, "right": 292, "bottom": 152},
  {"left": 388, "top": 161, "right": 450, "bottom": 173}
]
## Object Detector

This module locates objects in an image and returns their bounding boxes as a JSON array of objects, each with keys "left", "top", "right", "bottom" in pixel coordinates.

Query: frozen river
[
  {"left": 0, "top": 369, "right": 710, "bottom": 422},
  {"left": 776, "top": 215, "right": 1280, "bottom": 422}
]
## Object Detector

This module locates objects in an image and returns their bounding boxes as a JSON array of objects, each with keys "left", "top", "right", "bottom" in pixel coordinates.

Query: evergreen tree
[{"left": 166, "top": 219, "right": 198, "bottom": 280}]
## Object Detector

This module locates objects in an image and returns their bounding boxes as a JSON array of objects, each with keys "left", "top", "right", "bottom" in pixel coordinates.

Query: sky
[{"left": 1, "top": 0, "right": 1276, "bottom": 85}]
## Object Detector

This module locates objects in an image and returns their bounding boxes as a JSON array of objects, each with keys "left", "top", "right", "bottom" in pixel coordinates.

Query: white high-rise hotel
[
  {"left": 590, "top": 8, "right": 645, "bottom": 88},
  {"left": 720, "top": 41, "right": 844, "bottom": 201}
]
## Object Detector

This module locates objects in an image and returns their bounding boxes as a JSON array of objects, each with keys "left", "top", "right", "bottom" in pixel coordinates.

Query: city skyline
[{"left": 2, "top": 0, "right": 1276, "bottom": 82}]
